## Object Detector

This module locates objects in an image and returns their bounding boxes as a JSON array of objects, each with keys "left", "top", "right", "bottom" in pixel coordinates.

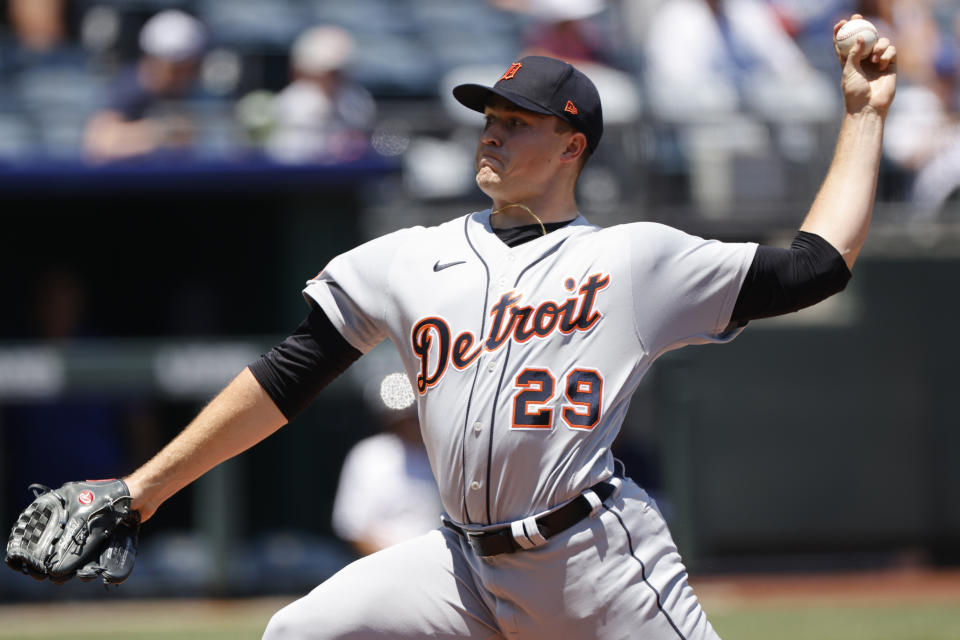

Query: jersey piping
[
  {"left": 607, "top": 506, "right": 688, "bottom": 640},
  {"left": 462, "top": 214, "right": 493, "bottom": 524},
  {"left": 475, "top": 230, "right": 574, "bottom": 524}
]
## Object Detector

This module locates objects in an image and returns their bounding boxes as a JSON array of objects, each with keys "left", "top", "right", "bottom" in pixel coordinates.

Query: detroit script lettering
[{"left": 411, "top": 273, "right": 610, "bottom": 393}]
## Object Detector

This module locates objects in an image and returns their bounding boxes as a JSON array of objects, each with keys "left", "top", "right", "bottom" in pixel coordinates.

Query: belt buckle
[
  {"left": 465, "top": 530, "right": 497, "bottom": 558},
  {"left": 465, "top": 530, "right": 487, "bottom": 543}
]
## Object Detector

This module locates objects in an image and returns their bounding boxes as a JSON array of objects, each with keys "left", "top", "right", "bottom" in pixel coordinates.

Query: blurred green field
[
  {"left": 2, "top": 602, "right": 959, "bottom": 640},
  {"left": 1, "top": 572, "right": 959, "bottom": 640},
  {"left": 711, "top": 603, "right": 960, "bottom": 640},
  {"left": 0, "top": 598, "right": 281, "bottom": 640},
  {"left": 702, "top": 570, "right": 960, "bottom": 640},
  {"left": 7, "top": 634, "right": 262, "bottom": 640}
]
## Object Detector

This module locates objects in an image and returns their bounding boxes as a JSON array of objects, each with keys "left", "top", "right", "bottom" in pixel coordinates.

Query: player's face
[{"left": 475, "top": 100, "right": 575, "bottom": 204}]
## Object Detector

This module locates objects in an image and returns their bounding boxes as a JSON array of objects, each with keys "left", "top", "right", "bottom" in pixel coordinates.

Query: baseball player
[{"left": 7, "top": 15, "right": 896, "bottom": 640}]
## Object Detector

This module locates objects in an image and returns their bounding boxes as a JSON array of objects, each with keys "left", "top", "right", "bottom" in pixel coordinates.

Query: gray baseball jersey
[
  {"left": 267, "top": 210, "right": 756, "bottom": 639},
  {"left": 304, "top": 211, "right": 755, "bottom": 528}
]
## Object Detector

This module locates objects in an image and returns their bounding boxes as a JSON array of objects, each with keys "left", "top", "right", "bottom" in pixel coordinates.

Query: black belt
[{"left": 443, "top": 479, "right": 617, "bottom": 557}]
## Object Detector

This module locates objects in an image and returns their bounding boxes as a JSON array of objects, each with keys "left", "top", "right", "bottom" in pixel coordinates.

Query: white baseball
[{"left": 835, "top": 18, "right": 879, "bottom": 60}]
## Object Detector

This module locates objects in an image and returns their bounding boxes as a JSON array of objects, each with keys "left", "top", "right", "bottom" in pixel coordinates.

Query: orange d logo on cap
[{"left": 500, "top": 62, "right": 522, "bottom": 81}]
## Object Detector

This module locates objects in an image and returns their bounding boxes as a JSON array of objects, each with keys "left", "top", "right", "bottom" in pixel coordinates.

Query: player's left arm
[{"left": 798, "top": 14, "right": 897, "bottom": 270}]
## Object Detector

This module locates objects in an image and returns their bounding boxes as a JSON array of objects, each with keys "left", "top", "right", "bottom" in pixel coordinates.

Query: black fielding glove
[{"left": 5, "top": 479, "right": 140, "bottom": 585}]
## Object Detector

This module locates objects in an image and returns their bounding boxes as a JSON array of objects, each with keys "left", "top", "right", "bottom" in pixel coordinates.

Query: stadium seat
[
  {"left": 0, "top": 112, "right": 36, "bottom": 161},
  {"left": 305, "top": 0, "right": 417, "bottom": 37},
  {"left": 198, "top": 0, "right": 306, "bottom": 51}
]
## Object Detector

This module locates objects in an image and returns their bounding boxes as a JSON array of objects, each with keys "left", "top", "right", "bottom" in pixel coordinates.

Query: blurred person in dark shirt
[{"left": 82, "top": 9, "right": 207, "bottom": 163}]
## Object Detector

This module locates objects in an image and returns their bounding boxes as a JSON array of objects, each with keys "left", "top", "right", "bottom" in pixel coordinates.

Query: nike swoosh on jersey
[{"left": 433, "top": 260, "right": 466, "bottom": 272}]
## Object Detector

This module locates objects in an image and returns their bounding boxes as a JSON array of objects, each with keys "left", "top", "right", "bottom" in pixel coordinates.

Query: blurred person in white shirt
[
  {"left": 332, "top": 373, "right": 440, "bottom": 557},
  {"left": 643, "top": 0, "right": 837, "bottom": 121},
  {"left": 264, "top": 25, "right": 376, "bottom": 164}
]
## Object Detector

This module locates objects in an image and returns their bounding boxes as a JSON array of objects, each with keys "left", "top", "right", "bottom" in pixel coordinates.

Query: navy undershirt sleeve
[
  {"left": 248, "top": 305, "right": 362, "bottom": 420},
  {"left": 731, "top": 231, "right": 852, "bottom": 323}
]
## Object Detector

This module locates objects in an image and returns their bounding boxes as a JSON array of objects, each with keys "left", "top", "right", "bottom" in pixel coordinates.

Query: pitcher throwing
[{"left": 7, "top": 15, "right": 896, "bottom": 640}]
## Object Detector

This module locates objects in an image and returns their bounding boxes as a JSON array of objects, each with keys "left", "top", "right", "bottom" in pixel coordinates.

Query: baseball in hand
[{"left": 835, "top": 18, "right": 878, "bottom": 60}]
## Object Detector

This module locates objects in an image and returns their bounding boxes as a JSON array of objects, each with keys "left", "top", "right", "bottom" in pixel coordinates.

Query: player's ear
[{"left": 560, "top": 132, "right": 588, "bottom": 165}]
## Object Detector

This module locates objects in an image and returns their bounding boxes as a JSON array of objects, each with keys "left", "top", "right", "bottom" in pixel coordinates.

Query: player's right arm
[
  {"left": 127, "top": 305, "right": 364, "bottom": 522},
  {"left": 124, "top": 367, "right": 287, "bottom": 522},
  {"left": 126, "top": 303, "right": 365, "bottom": 522},
  {"left": 126, "top": 228, "right": 414, "bottom": 522}
]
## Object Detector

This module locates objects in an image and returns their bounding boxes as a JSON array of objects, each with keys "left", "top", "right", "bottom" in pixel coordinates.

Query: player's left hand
[
  {"left": 5, "top": 480, "right": 140, "bottom": 585},
  {"left": 834, "top": 14, "right": 897, "bottom": 117}
]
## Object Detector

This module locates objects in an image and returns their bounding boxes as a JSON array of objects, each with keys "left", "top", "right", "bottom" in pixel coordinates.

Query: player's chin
[{"left": 475, "top": 167, "right": 503, "bottom": 194}]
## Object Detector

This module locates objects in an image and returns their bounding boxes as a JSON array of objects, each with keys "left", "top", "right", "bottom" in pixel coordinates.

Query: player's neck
[{"left": 488, "top": 195, "right": 578, "bottom": 230}]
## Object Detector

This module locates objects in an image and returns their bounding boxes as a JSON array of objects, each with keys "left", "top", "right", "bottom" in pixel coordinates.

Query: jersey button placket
[
  {"left": 470, "top": 480, "right": 482, "bottom": 491},
  {"left": 472, "top": 421, "right": 483, "bottom": 435},
  {"left": 498, "top": 255, "right": 514, "bottom": 290}
]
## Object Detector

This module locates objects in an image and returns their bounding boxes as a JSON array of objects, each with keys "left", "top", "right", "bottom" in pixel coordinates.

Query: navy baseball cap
[{"left": 453, "top": 56, "right": 603, "bottom": 151}]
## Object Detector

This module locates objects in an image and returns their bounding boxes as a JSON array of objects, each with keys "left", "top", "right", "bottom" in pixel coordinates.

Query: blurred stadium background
[{"left": 1, "top": 0, "right": 960, "bottom": 635}]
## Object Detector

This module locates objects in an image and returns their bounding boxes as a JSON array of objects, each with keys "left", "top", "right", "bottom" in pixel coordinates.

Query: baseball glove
[{"left": 5, "top": 479, "right": 140, "bottom": 585}]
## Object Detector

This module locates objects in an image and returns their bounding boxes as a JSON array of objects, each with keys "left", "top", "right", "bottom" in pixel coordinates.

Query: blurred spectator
[
  {"left": 856, "top": 0, "right": 941, "bottom": 84},
  {"left": 492, "top": 0, "right": 641, "bottom": 122},
  {"left": 643, "top": 0, "right": 836, "bottom": 122},
  {"left": 493, "top": 0, "right": 611, "bottom": 66},
  {"left": 0, "top": 0, "right": 83, "bottom": 73},
  {"left": 0, "top": 1, "right": 104, "bottom": 161},
  {"left": 251, "top": 25, "right": 375, "bottom": 164},
  {"left": 885, "top": 41, "right": 959, "bottom": 174},
  {"left": 33, "top": 266, "right": 87, "bottom": 341},
  {"left": 885, "top": 37, "right": 960, "bottom": 215},
  {"left": 768, "top": 0, "right": 851, "bottom": 37},
  {"left": 332, "top": 373, "right": 440, "bottom": 557},
  {"left": 767, "top": 0, "right": 852, "bottom": 74},
  {"left": 82, "top": 9, "right": 208, "bottom": 163},
  {"left": 863, "top": 1, "right": 960, "bottom": 215},
  {"left": 640, "top": 0, "right": 839, "bottom": 214}
]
